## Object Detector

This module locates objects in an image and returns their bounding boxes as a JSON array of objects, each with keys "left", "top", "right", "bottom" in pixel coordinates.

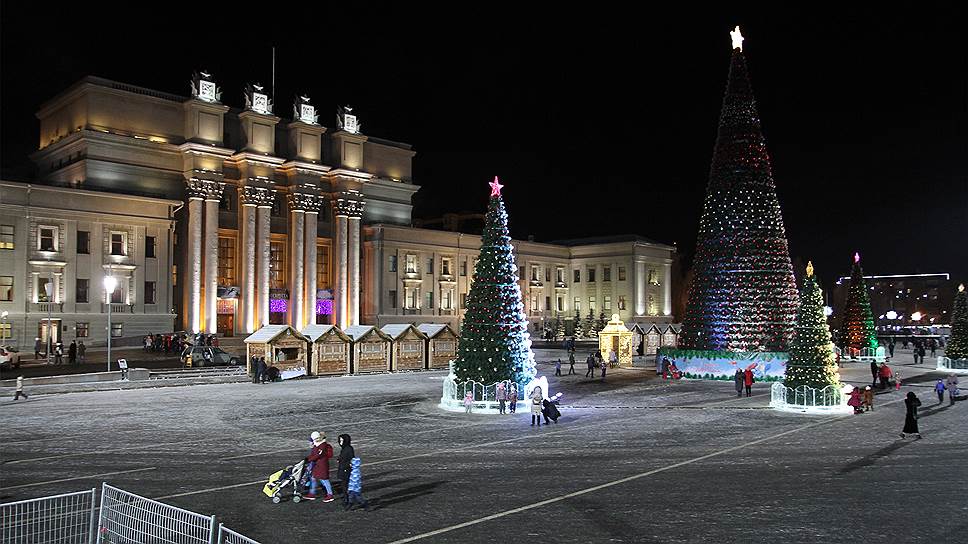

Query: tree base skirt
[{"left": 657, "top": 348, "right": 788, "bottom": 381}]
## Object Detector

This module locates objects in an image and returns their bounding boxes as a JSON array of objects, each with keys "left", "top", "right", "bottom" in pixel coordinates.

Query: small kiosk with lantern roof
[{"left": 598, "top": 314, "right": 635, "bottom": 368}]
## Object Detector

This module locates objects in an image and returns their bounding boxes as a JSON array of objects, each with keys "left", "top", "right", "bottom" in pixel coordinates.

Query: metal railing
[
  {"left": 0, "top": 488, "right": 97, "bottom": 544},
  {"left": 216, "top": 524, "right": 262, "bottom": 544},
  {"left": 97, "top": 484, "right": 215, "bottom": 544},
  {"left": 838, "top": 346, "right": 887, "bottom": 362},
  {"left": 937, "top": 356, "right": 968, "bottom": 371},
  {"left": 770, "top": 382, "right": 851, "bottom": 414}
]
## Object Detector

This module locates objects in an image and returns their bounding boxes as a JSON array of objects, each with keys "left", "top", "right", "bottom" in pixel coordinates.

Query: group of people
[
  {"left": 934, "top": 374, "right": 960, "bottom": 406},
  {"left": 250, "top": 356, "right": 280, "bottom": 383},
  {"left": 847, "top": 385, "right": 876, "bottom": 413},
  {"left": 468, "top": 382, "right": 562, "bottom": 426},
  {"left": 658, "top": 357, "right": 682, "bottom": 380},
  {"left": 870, "top": 362, "right": 896, "bottom": 390},
  {"left": 733, "top": 368, "right": 756, "bottom": 397},
  {"left": 302, "top": 432, "right": 368, "bottom": 510},
  {"left": 143, "top": 333, "right": 193, "bottom": 354},
  {"left": 33, "top": 338, "right": 85, "bottom": 366}
]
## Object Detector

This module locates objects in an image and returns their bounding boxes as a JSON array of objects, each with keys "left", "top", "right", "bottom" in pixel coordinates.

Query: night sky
[{"left": 2, "top": 7, "right": 966, "bottom": 291}]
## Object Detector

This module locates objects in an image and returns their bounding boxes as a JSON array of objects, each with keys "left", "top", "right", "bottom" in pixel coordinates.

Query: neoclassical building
[{"left": 0, "top": 74, "right": 675, "bottom": 348}]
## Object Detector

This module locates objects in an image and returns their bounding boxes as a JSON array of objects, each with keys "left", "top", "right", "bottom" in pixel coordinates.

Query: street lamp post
[
  {"left": 44, "top": 278, "right": 53, "bottom": 365},
  {"left": 104, "top": 275, "right": 118, "bottom": 373},
  {"left": 1, "top": 310, "right": 8, "bottom": 342}
]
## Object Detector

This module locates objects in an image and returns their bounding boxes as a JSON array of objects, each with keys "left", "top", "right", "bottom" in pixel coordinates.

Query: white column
[
  {"left": 334, "top": 214, "right": 348, "bottom": 329},
  {"left": 257, "top": 206, "right": 271, "bottom": 329},
  {"left": 348, "top": 216, "right": 361, "bottom": 326},
  {"left": 635, "top": 260, "right": 646, "bottom": 316},
  {"left": 204, "top": 198, "right": 219, "bottom": 334},
  {"left": 289, "top": 208, "right": 305, "bottom": 328},
  {"left": 53, "top": 272, "right": 62, "bottom": 304},
  {"left": 242, "top": 203, "right": 257, "bottom": 332},
  {"left": 304, "top": 211, "right": 318, "bottom": 328},
  {"left": 187, "top": 197, "right": 203, "bottom": 333},
  {"left": 663, "top": 262, "right": 672, "bottom": 317}
]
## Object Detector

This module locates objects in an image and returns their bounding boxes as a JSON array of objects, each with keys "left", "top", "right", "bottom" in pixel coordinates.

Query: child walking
[
  {"left": 463, "top": 391, "right": 474, "bottom": 414},
  {"left": 13, "top": 376, "right": 28, "bottom": 400},
  {"left": 344, "top": 457, "right": 369, "bottom": 511}
]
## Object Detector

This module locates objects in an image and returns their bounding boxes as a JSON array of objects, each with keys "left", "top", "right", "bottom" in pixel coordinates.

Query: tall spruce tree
[
  {"left": 839, "top": 253, "right": 878, "bottom": 352},
  {"left": 678, "top": 28, "right": 798, "bottom": 353},
  {"left": 584, "top": 309, "right": 597, "bottom": 338},
  {"left": 784, "top": 262, "right": 840, "bottom": 390},
  {"left": 553, "top": 312, "right": 566, "bottom": 341},
  {"left": 453, "top": 178, "right": 536, "bottom": 388},
  {"left": 573, "top": 307, "right": 585, "bottom": 339},
  {"left": 946, "top": 284, "right": 968, "bottom": 360}
]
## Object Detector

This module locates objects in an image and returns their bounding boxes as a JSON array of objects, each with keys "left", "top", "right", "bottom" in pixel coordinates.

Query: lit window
[
  {"left": 405, "top": 254, "right": 417, "bottom": 274},
  {"left": 604, "top": 295, "right": 612, "bottom": 310},
  {"left": 589, "top": 296, "right": 596, "bottom": 311},
  {"left": 317, "top": 246, "right": 330, "bottom": 289},
  {"left": 442, "top": 289, "right": 453, "bottom": 310},
  {"left": 37, "top": 277, "right": 51, "bottom": 302},
  {"left": 0, "top": 225, "right": 13, "bottom": 249},
  {"left": 76, "top": 279, "right": 89, "bottom": 303},
  {"left": 270, "top": 242, "right": 286, "bottom": 288},
  {"left": 604, "top": 267, "right": 611, "bottom": 282},
  {"left": 388, "top": 255, "right": 397, "bottom": 272},
  {"left": 218, "top": 237, "right": 236, "bottom": 285},
  {"left": 618, "top": 267, "right": 626, "bottom": 281},
  {"left": 0, "top": 276, "right": 12, "bottom": 301},
  {"left": 574, "top": 296, "right": 581, "bottom": 312},
  {"left": 405, "top": 287, "right": 420, "bottom": 309},
  {"left": 76, "top": 323, "right": 89, "bottom": 338},
  {"left": 648, "top": 269, "right": 660, "bottom": 285},
  {"left": 111, "top": 322, "right": 123, "bottom": 337}
]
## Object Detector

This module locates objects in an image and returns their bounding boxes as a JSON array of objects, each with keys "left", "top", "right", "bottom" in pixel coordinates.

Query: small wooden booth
[
  {"left": 244, "top": 325, "right": 309, "bottom": 380},
  {"left": 381, "top": 324, "right": 429, "bottom": 371},
  {"left": 626, "top": 322, "right": 646, "bottom": 355},
  {"left": 660, "top": 324, "right": 679, "bottom": 348},
  {"left": 302, "top": 324, "right": 352, "bottom": 376},
  {"left": 644, "top": 324, "right": 662, "bottom": 355},
  {"left": 344, "top": 325, "right": 392, "bottom": 374},
  {"left": 418, "top": 323, "right": 459, "bottom": 369},
  {"left": 598, "top": 314, "right": 635, "bottom": 368}
]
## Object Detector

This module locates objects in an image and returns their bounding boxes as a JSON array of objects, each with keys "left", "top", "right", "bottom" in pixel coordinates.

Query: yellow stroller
[{"left": 262, "top": 460, "right": 309, "bottom": 503}]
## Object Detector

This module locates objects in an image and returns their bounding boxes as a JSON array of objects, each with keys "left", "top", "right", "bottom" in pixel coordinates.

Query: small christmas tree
[
  {"left": 784, "top": 262, "right": 840, "bottom": 390},
  {"left": 596, "top": 311, "right": 608, "bottom": 335},
  {"left": 946, "top": 284, "right": 968, "bottom": 360},
  {"left": 573, "top": 307, "right": 585, "bottom": 339},
  {"left": 584, "top": 309, "right": 597, "bottom": 338},
  {"left": 453, "top": 178, "right": 537, "bottom": 388},
  {"left": 839, "top": 253, "right": 878, "bottom": 352},
  {"left": 553, "top": 312, "right": 566, "bottom": 341}
]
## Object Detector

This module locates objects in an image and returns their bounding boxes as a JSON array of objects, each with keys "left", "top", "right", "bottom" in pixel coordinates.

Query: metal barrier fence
[
  {"left": 770, "top": 382, "right": 852, "bottom": 414},
  {"left": 0, "top": 489, "right": 97, "bottom": 544},
  {"left": 97, "top": 484, "right": 216, "bottom": 544},
  {"left": 937, "top": 356, "right": 968, "bottom": 373},
  {"left": 216, "top": 524, "right": 262, "bottom": 544}
]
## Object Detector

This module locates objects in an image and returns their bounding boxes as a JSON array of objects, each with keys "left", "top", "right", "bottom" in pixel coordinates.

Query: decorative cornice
[
  {"left": 241, "top": 185, "right": 275, "bottom": 208},
  {"left": 187, "top": 176, "right": 225, "bottom": 201},
  {"left": 332, "top": 190, "right": 365, "bottom": 218},
  {"left": 288, "top": 192, "right": 322, "bottom": 213}
]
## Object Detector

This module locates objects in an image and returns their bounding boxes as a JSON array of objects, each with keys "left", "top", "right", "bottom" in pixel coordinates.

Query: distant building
[{"left": 832, "top": 272, "right": 954, "bottom": 329}]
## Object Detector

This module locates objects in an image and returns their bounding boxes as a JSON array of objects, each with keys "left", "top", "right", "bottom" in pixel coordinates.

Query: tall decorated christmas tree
[
  {"left": 453, "top": 177, "right": 537, "bottom": 389},
  {"left": 946, "top": 284, "right": 968, "bottom": 360},
  {"left": 839, "top": 253, "right": 877, "bottom": 352},
  {"left": 784, "top": 262, "right": 840, "bottom": 390},
  {"left": 678, "top": 27, "right": 798, "bottom": 353}
]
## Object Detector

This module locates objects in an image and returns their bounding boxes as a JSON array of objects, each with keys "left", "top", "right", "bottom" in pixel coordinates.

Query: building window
[
  {"left": 37, "top": 277, "right": 51, "bottom": 302},
  {"left": 604, "top": 266, "right": 611, "bottom": 282},
  {"left": 574, "top": 269, "right": 580, "bottom": 283},
  {"left": 618, "top": 267, "right": 626, "bottom": 281},
  {"left": 442, "top": 258, "right": 452, "bottom": 276},
  {"left": 76, "top": 323, "right": 89, "bottom": 338},
  {"left": 218, "top": 237, "right": 236, "bottom": 285},
  {"left": 604, "top": 295, "right": 612, "bottom": 311},
  {"left": 405, "top": 288, "right": 419, "bottom": 309},
  {"left": 110, "top": 232, "right": 126, "bottom": 256},
  {"left": 317, "top": 246, "right": 330, "bottom": 289},
  {"left": 111, "top": 322, "right": 123, "bottom": 338},
  {"left": 145, "top": 281, "right": 156, "bottom": 304},
  {"left": 460, "top": 259, "right": 467, "bottom": 276},
  {"left": 461, "top": 293, "right": 467, "bottom": 309},
  {"left": 557, "top": 296, "right": 564, "bottom": 312},
  {"left": 545, "top": 296, "right": 551, "bottom": 311},
  {"left": 0, "top": 225, "right": 14, "bottom": 249},
  {"left": 388, "top": 290, "right": 398, "bottom": 309},
  {"left": 172, "top": 265, "right": 177, "bottom": 288},
  {"left": 426, "top": 258, "right": 434, "bottom": 275},
  {"left": 270, "top": 242, "right": 286, "bottom": 288},
  {"left": 589, "top": 296, "right": 596, "bottom": 311},
  {"left": 110, "top": 284, "right": 124, "bottom": 304},
  {"left": 587, "top": 267, "right": 596, "bottom": 283},
  {"left": 0, "top": 276, "right": 12, "bottom": 301},
  {"left": 219, "top": 194, "right": 232, "bottom": 211},
  {"left": 77, "top": 231, "right": 90, "bottom": 254},
  {"left": 271, "top": 197, "right": 282, "bottom": 217},
  {"left": 556, "top": 267, "right": 564, "bottom": 283},
  {"left": 442, "top": 289, "right": 453, "bottom": 310},
  {"left": 618, "top": 296, "right": 627, "bottom": 310},
  {"left": 531, "top": 266, "right": 540, "bottom": 281},
  {"left": 530, "top": 294, "right": 539, "bottom": 312},
  {"left": 545, "top": 268, "right": 551, "bottom": 282},
  {"left": 648, "top": 268, "right": 660, "bottom": 285},
  {"left": 76, "top": 279, "right": 89, "bottom": 303},
  {"left": 39, "top": 226, "right": 57, "bottom": 252},
  {"left": 574, "top": 297, "right": 581, "bottom": 312},
  {"left": 0, "top": 322, "right": 10, "bottom": 339},
  {"left": 146, "top": 236, "right": 156, "bottom": 258},
  {"left": 388, "top": 255, "right": 398, "bottom": 272},
  {"left": 425, "top": 291, "right": 434, "bottom": 309},
  {"left": 405, "top": 254, "right": 417, "bottom": 274}
]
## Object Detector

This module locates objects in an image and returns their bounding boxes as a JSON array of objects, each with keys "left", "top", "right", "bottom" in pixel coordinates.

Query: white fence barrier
[
  {"left": 837, "top": 345, "right": 887, "bottom": 363},
  {"left": 98, "top": 484, "right": 215, "bottom": 544},
  {"left": 770, "top": 382, "right": 852, "bottom": 414},
  {"left": 217, "top": 524, "right": 262, "bottom": 544},
  {"left": 937, "top": 356, "right": 968, "bottom": 374},
  {"left": 0, "top": 489, "right": 97, "bottom": 544}
]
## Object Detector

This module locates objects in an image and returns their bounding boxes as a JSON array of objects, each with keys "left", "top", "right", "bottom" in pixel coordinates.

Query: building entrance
[
  {"left": 217, "top": 314, "right": 234, "bottom": 337},
  {"left": 39, "top": 319, "right": 61, "bottom": 352}
]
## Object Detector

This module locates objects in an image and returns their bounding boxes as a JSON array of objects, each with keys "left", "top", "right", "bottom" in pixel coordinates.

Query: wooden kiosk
[
  {"left": 660, "top": 324, "right": 680, "bottom": 349},
  {"left": 598, "top": 314, "right": 635, "bottom": 368},
  {"left": 343, "top": 325, "right": 392, "bottom": 373},
  {"left": 644, "top": 324, "right": 662, "bottom": 355},
  {"left": 244, "top": 325, "right": 309, "bottom": 379},
  {"left": 302, "top": 324, "right": 352, "bottom": 376},
  {"left": 381, "top": 324, "right": 429, "bottom": 371},
  {"left": 626, "top": 322, "right": 646, "bottom": 355},
  {"left": 417, "top": 323, "right": 459, "bottom": 369}
]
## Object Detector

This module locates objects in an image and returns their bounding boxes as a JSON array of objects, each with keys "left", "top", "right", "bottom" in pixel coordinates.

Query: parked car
[
  {"left": 0, "top": 345, "right": 22, "bottom": 370},
  {"left": 179, "top": 346, "right": 240, "bottom": 367}
]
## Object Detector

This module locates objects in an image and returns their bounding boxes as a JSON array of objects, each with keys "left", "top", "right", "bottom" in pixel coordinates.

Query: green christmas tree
[
  {"left": 839, "top": 253, "right": 878, "bottom": 352},
  {"left": 596, "top": 311, "right": 608, "bottom": 334},
  {"left": 946, "top": 284, "right": 968, "bottom": 360},
  {"left": 573, "top": 307, "right": 585, "bottom": 339},
  {"left": 553, "top": 312, "right": 566, "bottom": 341},
  {"left": 453, "top": 177, "right": 536, "bottom": 388},
  {"left": 678, "top": 28, "right": 798, "bottom": 353},
  {"left": 784, "top": 262, "right": 840, "bottom": 390},
  {"left": 584, "top": 309, "right": 597, "bottom": 338}
]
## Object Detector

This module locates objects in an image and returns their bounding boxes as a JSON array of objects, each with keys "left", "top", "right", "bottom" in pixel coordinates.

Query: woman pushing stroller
[{"left": 304, "top": 431, "right": 335, "bottom": 502}]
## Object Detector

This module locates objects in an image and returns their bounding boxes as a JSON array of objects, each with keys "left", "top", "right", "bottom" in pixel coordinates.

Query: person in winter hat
[
  {"left": 862, "top": 386, "right": 874, "bottom": 412},
  {"left": 935, "top": 379, "right": 946, "bottom": 404},
  {"left": 304, "top": 431, "right": 335, "bottom": 502},
  {"left": 463, "top": 391, "right": 474, "bottom": 414},
  {"left": 733, "top": 369, "right": 744, "bottom": 397},
  {"left": 847, "top": 387, "right": 863, "bottom": 414},
  {"left": 743, "top": 368, "right": 754, "bottom": 397},
  {"left": 336, "top": 434, "right": 355, "bottom": 496},
  {"left": 344, "top": 457, "right": 369, "bottom": 511},
  {"left": 495, "top": 382, "right": 507, "bottom": 415},
  {"left": 13, "top": 376, "right": 28, "bottom": 400},
  {"left": 530, "top": 386, "right": 544, "bottom": 426},
  {"left": 899, "top": 392, "right": 922, "bottom": 439},
  {"left": 507, "top": 383, "right": 518, "bottom": 414}
]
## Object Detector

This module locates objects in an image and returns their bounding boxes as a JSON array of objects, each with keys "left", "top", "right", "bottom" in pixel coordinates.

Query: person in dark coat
[
  {"left": 68, "top": 341, "right": 77, "bottom": 365},
  {"left": 336, "top": 434, "right": 355, "bottom": 497},
  {"left": 541, "top": 398, "right": 561, "bottom": 424},
  {"left": 743, "top": 368, "right": 754, "bottom": 397},
  {"left": 585, "top": 354, "right": 596, "bottom": 378},
  {"left": 568, "top": 352, "right": 576, "bottom": 375},
  {"left": 899, "top": 392, "right": 922, "bottom": 439},
  {"left": 734, "top": 369, "right": 744, "bottom": 397},
  {"left": 305, "top": 431, "right": 334, "bottom": 501},
  {"left": 870, "top": 361, "right": 879, "bottom": 388}
]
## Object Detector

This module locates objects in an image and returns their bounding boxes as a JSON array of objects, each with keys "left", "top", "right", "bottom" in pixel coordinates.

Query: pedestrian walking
[
  {"left": 77, "top": 341, "right": 86, "bottom": 364},
  {"left": 585, "top": 354, "right": 595, "bottom": 378},
  {"left": 336, "top": 434, "right": 355, "bottom": 497},
  {"left": 304, "top": 431, "right": 335, "bottom": 502},
  {"left": 568, "top": 352, "right": 576, "bottom": 375},
  {"left": 600, "top": 359, "right": 607, "bottom": 380},
  {"left": 888, "top": 338, "right": 895, "bottom": 358},
  {"left": 530, "top": 387, "right": 544, "bottom": 426},
  {"left": 946, "top": 374, "right": 959, "bottom": 406},
  {"left": 862, "top": 386, "right": 874, "bottom": 411},
  {"left": 464, "top": 391, "right": 474, "bottom": 414},
  {"left": 734, "top": 369, "right": 744, "bottom": 397},
  {"left": 251, "top": 356, "right": 260, "bottom": 383},
  {"left": 13, "top": 376, "right": 28, "bottom": 400},
  {"left": 935, "top": 380, "right": 946, "bottom": 404},
  {"left": 609, "top": 349, "right": 618, "bottom": 369},
  {"left": 118, "top": 359, "right": 129, "bottom": 380},
  {"left": 899, "top": 392, "right": 922, "bottom": 439},
  {"left": 343, "top": 458, "right": 369, "bottom": 511},
  {"left": 848, "top": 387, "right": 863, "bottom": 414},
  {"left": 918, "top": 344, "right": 926, "bottom": 363},
  {"left": 878, "top": 363, "right": 892, "bottom": 390},
  {"left": 895, "top": 369, "right": 902, "bottom": 391},
  {"left": 929, "top": 339, "right": 937, "bottom": 358},
  {"left": 870, "top": 361, "right": 879, "bottom": 388},
  {"left": 54, "top": 343, "right": 63, "bottom": 365},
  {"left": 508, "top": 383, "right": 518, "bottom": 413},
  {"left": 34, "top": 338, "right": 42, "bottom": 360},
  {"left": 744, "top": 368, "right": 754, "bottom": 397},
  {"left": 68, "top": 340, "right": 77, "bottom": 366},
  {"left": 496, "top": 382, "right": 507, "bottom": 414},
  {"left": 554, "top": 359, "right": 562, "bottom": 376}
]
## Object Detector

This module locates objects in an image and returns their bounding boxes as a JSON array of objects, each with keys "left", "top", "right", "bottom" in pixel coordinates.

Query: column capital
[
  {"left": 241, "top": 184, "right": 276, "bottom": 208},
  {"left": 332, "top": 190, "right": 365, "bottom": 218},
  {"left": 186, "top": 176, "right": 225, "bottom": 201},
  {"left": 288, "top": 192, "right": 321, "bottom": 213}
]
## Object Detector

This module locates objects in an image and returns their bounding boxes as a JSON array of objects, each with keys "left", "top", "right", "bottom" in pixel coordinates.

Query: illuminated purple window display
[
  {"left": 269, "top": 299, "right": 287, "bottom": 313},
  {"left": 316, "top": 299, "right": 333, "bottom": 315}
]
